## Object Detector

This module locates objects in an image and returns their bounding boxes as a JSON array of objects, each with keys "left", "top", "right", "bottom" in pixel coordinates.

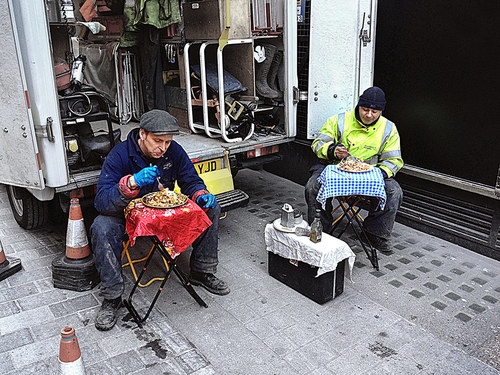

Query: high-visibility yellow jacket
[{"left": 311, "top": 110, "right": 404, "bottom": 178}]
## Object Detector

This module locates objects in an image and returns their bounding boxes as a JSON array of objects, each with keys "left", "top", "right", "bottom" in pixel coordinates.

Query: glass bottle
[{"left": 309, "top": 208, "right": 323, "bottom": 243}]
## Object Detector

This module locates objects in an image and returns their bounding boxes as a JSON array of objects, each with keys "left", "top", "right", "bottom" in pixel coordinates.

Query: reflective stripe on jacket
[{"left": 311, "top": 110, "right": 404, "bottom": 178}]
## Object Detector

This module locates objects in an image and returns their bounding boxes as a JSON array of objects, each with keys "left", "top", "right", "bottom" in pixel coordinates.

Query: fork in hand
[{"left": 150, "top": 164, "right": 164, "bottom": 190}]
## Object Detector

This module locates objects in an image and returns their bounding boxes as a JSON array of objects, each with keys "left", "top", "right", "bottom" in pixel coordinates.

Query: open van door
[
  {"left": 1, "top": 0, "right": 69, "bottom": 229},
  {"left": 0, "top": 0, "right": 68, "bottom": 190},
  {"left": 306, "top": 0, "right": 377, "bottom": 139},
  {"left": 284, "top": 0, "right": 298, "bottom": 137},
  {"left": 0, "top": 0, "right": 44, "bottom": 189}
]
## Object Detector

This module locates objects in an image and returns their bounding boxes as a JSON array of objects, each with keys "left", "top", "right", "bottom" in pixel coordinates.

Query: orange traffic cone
[
  {"left": 0, "top": 238, "right": 22, "bottom": 281},
  {"left": 51, "top": 198, "right": 99, "bottom": 292},
  {"left": 65, "top": 198, "right": 91, "bottom": 260},
  {"left": 58, "top": 326, "right": 86, "bottom": 374}
]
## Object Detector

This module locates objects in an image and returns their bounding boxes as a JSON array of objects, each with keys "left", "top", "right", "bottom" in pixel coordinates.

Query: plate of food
[
  {"left": 141, "top": 189, "right": 188, "bottom": 209},
  {"left": 337, "top": 157, "right": 373, "bottom": 173}
]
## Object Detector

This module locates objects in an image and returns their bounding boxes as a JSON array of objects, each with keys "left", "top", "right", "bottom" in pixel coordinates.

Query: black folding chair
[
  {"left": 331, "top": 196, "right": 379, "bottom": 270},
  {"left": 122, "top": 236, "right": 208, "bottom": 328}
]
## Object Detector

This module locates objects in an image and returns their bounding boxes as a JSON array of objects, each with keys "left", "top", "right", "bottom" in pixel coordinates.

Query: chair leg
[
  {"left": 350, "top": 210, "right": 379, "bottom": 270},
  {"left": 123, "top": 241, "right": 166, "bottom": 328},
  {"left": 336, "top": 201, "right": 353, "bottom": 238},
  {"left": 123, "top": 236, "right": 208, "bottom": 328},
  {"left": 122, "top": 241, "right": 165, "bottom": 287},
  {"left": 331, "top": 204, "right": 344, "bottom": 231},
  {"left": 334, "top": 199, "right": 379, "bottom": 270},
  {"left": 171, "top": 265, "right": 208, "bottom": 308},
  {"left": 343, "top": 205, "right": 378, "bottom": 270}
]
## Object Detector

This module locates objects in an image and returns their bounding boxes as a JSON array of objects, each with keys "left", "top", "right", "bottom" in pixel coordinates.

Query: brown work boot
[{"left": 190, "top": 271, "right": 230, "bottom": 295}]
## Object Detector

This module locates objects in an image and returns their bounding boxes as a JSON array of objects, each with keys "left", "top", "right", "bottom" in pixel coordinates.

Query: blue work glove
[
  {"left": 196, "top": 193, "right": 217, "bottom": 209},
  {"left": 133, "top": 166, "right": 159, "bottom": 188}
]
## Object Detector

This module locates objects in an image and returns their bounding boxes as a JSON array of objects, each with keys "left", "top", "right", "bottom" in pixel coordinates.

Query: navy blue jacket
[{"left": 94, "top": 128, "right": 207, "bottom": 216}]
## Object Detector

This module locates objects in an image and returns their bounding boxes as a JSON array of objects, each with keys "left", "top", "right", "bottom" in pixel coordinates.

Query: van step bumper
[{"left": 216, "top": 189, "right": 250, "bottom": 213}]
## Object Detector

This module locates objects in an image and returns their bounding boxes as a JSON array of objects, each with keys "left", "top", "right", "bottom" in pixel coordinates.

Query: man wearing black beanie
[{"left": 305, "top": 86, "right": 404, "bottom": 253}]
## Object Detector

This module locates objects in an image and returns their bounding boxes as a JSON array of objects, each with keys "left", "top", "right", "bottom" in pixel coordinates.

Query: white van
[{"left": 0, "top": 0, "right": 376, "bottom": 228}]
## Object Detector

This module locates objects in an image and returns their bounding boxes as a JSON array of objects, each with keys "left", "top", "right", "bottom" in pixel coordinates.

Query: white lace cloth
[{"left": 265, "top": 224, "right": 355, "bottom": 280}]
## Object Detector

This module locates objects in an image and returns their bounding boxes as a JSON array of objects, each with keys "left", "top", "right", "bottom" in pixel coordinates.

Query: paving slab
[{"left": 0, "top": 169, "right": 499, "bottom": 374}]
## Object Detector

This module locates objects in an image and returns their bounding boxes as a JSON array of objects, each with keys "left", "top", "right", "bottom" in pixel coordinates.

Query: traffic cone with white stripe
[
  {"left": 58, "top": 326, "right": 86, "bottom": 374},
  {"left": 52, "top": 198, "right": 99, "bottom": 292},
  {"left": 0, "top": 238, "right": 22, "bottom": 281},
  {"left": 65, "top": 198, "right": 91, "bottom": 260}
]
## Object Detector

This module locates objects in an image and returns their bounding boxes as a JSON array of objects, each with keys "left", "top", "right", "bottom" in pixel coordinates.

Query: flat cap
[{"left": 140, "top": 109, "right": 180, "bottom": 135}]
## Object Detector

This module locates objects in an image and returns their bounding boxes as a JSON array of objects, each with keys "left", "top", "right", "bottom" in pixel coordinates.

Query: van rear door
[
  {"left": 284, "top": 0, "right": 298, "bottom": 137},
  {"left": 0, "top": 0, "right": 44, "bottom": 188},
  {"left": 0, "top": 0, "right": 68, "bottom": 189},
  {"left": 306, "top": 0, "right": 377, "bottom": 139}
]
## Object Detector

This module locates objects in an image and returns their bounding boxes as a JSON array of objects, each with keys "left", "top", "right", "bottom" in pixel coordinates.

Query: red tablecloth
[{"left": 125, "top": 198, "right": 212, "bottom": 258}]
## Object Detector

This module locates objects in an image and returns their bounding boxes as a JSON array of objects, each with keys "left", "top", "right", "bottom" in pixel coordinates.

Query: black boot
[
  {"left": 267, "top": 50, "right": 283, "bottom": 100},
  {"left": 190, "top": 271, "right": 230, "bottom": 295},
  {"left": 255, "top": 44, "right": 281, "bottom": 99},
  {"left": 95, "top": 297, "right": 122, "bottom": 331}
]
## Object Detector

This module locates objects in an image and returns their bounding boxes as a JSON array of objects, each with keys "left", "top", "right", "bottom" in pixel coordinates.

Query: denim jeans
[
  {"left": 304, "top": 164, "right": 403, "bottom": 240},
  {"left": 90, "top": 205, "right": 221, "bottom": 299}
]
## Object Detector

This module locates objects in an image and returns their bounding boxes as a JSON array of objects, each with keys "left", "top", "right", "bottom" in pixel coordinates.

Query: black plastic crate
[{"left": 268, "top": 252, "right": 345, "bottom": 304}]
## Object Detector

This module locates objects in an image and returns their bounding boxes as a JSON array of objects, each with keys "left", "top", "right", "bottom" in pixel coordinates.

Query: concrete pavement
[{"left": 0, "top": 169, "right": 499, "bottom": 374}]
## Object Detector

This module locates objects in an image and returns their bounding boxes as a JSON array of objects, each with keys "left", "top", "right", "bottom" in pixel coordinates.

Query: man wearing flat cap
[
  {"left": 305, "top": 86, "right": 404, "bottom": 253},
  {"left": 91, "top": 109, "right": 228, "bottom": 331}
]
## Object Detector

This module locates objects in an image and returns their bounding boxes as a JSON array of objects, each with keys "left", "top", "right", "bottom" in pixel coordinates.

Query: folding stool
[
  {"left": 331, "top": 195, "right": 379, "bottom": 270},
  {"left": 121, "top": 236, "right": 208, "bottom": 328},
  {"left": 122, "top": 239, "right": 168, "bottom": 288}
]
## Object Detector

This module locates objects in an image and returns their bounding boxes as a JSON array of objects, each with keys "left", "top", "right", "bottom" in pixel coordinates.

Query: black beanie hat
[
  {"left": 140, "top": 109, "right": 180, "bottom": 135},
  {"left": 357, "top": 86, "right": 386, "bottom": 111}
]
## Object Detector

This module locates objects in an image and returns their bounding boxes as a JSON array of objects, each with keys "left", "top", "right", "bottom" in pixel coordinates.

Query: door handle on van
[
  {"left": 34, "top": 117, "right": 55, "bottom": 142},
  {"left": 292, "top": 87, "right": 308, "bottom": 104}
]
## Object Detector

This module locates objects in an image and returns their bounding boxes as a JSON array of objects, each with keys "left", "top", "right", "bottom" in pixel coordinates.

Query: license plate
[{"left": 194, "top": 158, "right": 223, "bottom": 174}]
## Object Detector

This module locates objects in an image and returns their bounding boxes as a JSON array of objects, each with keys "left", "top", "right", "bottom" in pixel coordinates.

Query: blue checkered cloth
[{"left": 316, "top": 165, "right": 387, "bottom": 211}]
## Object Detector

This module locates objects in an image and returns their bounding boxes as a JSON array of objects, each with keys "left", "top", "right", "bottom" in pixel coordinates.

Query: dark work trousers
[
  {"left": 90, "top": 204, "right": 221, "bottom": 300},
  {"left": 304, "top": 164, "right": 403, "bottom": 240}
]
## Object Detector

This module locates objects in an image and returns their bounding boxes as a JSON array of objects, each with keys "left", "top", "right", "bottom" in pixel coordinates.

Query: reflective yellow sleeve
[
  {"left": 377, "top": 126, "right": 404, "bottom": 178},
  {"left": 311, "top": 116, "right": 339, "bottom": 161}
]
